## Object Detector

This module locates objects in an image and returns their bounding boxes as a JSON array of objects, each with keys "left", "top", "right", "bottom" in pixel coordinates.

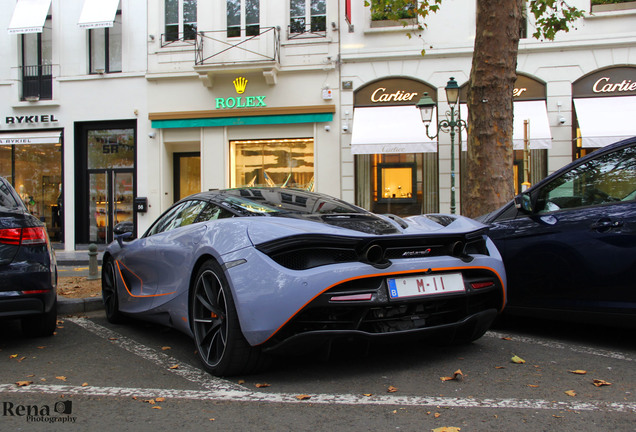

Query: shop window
[
  {"left": 0, "top": 142, "right": 63, "bottom": 241},
  {"left": 289, "top": 0, "right": 326, "bottom": 36},
  {"left": 230, "top": 138, "right": 314, "bottom": 190},
  {"left": 227, "top": 0, "right": 260, "bottom": 38},
  {"left": 377, "top": 163, "right": 416, "bottom": 203},
  {"left": 21, "top": 17, "right": 52, "bottom": 101},
  {"left": 89, "top": 11, "right": 122, "bottom": 74},
  {"left": 164, "top": 0, "right": 197, "bottom": 43}
]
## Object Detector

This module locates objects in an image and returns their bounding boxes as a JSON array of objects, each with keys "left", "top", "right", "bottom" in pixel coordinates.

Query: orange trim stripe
[
  {"left": 258, "top": 266, "right": 506, "bottom": 346},
  {"left": 115, "top": 260, "right": 177, "bottom": 298}
]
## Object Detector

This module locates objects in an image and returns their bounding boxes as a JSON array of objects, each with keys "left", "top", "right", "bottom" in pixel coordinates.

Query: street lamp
[{"left": 416, "top": 77, "right": 467, "bottom": 214}]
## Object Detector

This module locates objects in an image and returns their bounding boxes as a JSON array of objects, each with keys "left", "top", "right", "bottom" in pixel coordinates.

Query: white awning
[
  {"left": 459, "top": 100, "right": 552, "bottom": 150},
  {"left": 8, "top": 0, "right": 51, "bottom": 34},
  {"left": 78, "top": 0, "right": 120, "bottom": 29},
  {"left": 574, "top": 96, "right": 636, "bottom": 148},
  {"left": 512, "top": 100, "right": 552, "bottom": 150},
  {"left": 0, "top": 131, "right": 61, "bottom": 145},
  {"left": 350, "top": 106, "right": 438, "bottom": 155}
]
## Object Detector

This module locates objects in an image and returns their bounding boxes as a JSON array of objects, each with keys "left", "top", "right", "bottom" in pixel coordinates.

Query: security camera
[
  {"left": 148, "top": 131, "right": 156, "bottom": 138},
  {"left": 558, "top": 116, "right": 566, "bottom": 125},
  {"left": 342, "top": 123, "right": 349, "bottom": 133}
]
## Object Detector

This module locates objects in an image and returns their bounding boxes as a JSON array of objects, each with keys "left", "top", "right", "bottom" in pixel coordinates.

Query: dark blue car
[
  {"left": 478, "top": 136, "right": 636, "bottom": 326},
  {"left": 0, "top": 176, "right": 57, "bottom": 337}
]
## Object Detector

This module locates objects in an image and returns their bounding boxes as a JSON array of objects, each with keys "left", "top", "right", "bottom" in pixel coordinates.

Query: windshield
[{"left": 220, "top": 188, "right": 367, "bottom": 216}]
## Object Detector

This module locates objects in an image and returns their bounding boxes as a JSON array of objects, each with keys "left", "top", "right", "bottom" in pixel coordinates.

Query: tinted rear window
[{"left": 0, "top": 179, "right": 24, "bottom": 211}]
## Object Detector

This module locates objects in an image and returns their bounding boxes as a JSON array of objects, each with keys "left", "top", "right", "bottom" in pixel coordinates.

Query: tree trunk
[{"left": 463, "top": 0, "right": 523, "bottom": 218}]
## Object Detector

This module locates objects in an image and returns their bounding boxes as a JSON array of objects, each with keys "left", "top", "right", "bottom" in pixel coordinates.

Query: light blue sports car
[{"left": 102, "top": 188, "right": 506, "bottom": 376}]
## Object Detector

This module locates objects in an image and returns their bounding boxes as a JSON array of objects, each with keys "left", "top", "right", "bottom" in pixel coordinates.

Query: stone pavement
[{"left": 55, "top": 248, "right": 104, "bottom": 315}]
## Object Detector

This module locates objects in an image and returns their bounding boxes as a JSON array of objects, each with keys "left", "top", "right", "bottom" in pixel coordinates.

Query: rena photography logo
[{"left": 2, "top": 399, "right": 77, "bottom": 424}]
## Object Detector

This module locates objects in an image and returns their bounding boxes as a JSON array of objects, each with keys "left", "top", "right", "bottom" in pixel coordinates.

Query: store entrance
[
  {"left": 75, "top": 121, "right": 136, "bottom": 245},
  {"left": 88, "top": 170, "right": 133, "bottom": 244},
  {"left": 173, "top": 152, "right": 200, "bottom": 201}
]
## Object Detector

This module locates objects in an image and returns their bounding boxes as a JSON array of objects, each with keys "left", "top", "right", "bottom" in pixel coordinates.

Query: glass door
[
  {"left": 174, "top": 152, "right": 200, "bottom": 202},
  {"left": 88, "top": 170, "right": 134, "bottom": 244}
]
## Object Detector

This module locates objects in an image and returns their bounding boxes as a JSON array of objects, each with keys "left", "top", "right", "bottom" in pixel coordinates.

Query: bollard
[{"left": 87, "top": 243, "right": 99, "bottom": 280}]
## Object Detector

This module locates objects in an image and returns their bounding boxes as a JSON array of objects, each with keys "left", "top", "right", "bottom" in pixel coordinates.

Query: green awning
[{"left": 152, "top": 113, "right": 333, "bottom": 129}]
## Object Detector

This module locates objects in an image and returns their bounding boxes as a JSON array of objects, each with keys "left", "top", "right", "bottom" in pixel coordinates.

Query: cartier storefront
[{"left": 350, "top": 77, "right": 439, "bottom": 216}]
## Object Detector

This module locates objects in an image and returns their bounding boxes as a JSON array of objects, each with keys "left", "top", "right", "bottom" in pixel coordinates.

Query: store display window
[
  {"left": 0, "top": 142, "right": 63, "bottom": 241},
  {"left": 230, "top": 138, "right": 315, "bottom": 190}
]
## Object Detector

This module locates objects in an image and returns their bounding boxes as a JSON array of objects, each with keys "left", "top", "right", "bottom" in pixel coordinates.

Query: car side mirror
[
  {"left": 114, "top": 221, "right": 135, "bottom": 247},
  {"left": 514, "top": 193, "right": 533, "bottom": 214}
]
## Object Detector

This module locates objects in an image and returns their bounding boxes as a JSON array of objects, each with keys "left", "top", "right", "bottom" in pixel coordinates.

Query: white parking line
[
  {"left": 66, "top": 317, "right": 247, "bottom": 392},
  {"left": 2, "top": 383, "right": 635, "bottom": 413},
  {"left": 486, "top": 331, "right": 634, "bottom": 362},
  {"left": 10, "top": 318, "right": 627, "bottom": 414}
]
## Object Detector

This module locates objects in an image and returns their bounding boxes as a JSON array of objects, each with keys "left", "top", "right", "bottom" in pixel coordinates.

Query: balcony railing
[
  {"left": 195, "top": 26, "right": 280, "bottom": 66},
  {"left": 21, "top": 64, "right": 52, "bottom": 101}
]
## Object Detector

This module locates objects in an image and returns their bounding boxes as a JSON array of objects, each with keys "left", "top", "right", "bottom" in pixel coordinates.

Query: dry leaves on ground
[{"left": 57, "top": 276, "right": 102, "bottom": 298}]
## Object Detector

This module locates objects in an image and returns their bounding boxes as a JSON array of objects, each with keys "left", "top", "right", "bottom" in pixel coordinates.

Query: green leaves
[{"left": 529, "top": 0, "right": 586, "bottom": 40}]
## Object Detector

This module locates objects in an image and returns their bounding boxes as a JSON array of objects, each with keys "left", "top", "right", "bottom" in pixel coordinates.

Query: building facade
[{"left": 1, "top": 0, "right": 635, "bottom": 251}]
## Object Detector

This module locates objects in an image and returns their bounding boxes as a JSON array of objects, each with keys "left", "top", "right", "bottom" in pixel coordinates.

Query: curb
[{"left": 58, "top": 296, "right": 103, "bottom": 315}]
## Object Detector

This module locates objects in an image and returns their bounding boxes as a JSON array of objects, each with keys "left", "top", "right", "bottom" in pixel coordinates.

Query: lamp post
[{"left": 416, "top": 77, "right": 467, "bottom": 214}]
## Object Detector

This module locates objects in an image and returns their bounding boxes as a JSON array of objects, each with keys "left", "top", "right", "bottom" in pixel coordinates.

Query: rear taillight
[
  {"left": 470, "top": 281, "right": 496, "bottom": 290},
  {"left": 0, "top": 227, "right": 48, "bottom": 246}
]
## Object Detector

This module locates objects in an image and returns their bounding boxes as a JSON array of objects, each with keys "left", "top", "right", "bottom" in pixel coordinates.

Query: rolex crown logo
[{"left": 233, "top": 77, "right": 248, "bottom": 94}]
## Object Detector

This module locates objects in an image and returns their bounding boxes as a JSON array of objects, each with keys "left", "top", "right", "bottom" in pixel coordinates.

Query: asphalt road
[{"left": 1, "top": 311, "right": 634, "bottom": 431}]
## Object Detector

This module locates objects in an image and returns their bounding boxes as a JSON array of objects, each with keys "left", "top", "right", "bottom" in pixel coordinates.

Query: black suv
[{"left": 0, "top": 177, "right": 57, "bottom": 336}]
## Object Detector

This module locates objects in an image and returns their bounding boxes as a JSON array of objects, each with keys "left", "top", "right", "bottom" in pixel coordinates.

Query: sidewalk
[{"left": 55, "top": 248, "right": 104, "bottom": 315}]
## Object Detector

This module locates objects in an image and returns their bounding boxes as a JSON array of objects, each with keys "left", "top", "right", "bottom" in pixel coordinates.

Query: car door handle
[{"left": 590, "top": 219, "right": 623, "bottom": 232}]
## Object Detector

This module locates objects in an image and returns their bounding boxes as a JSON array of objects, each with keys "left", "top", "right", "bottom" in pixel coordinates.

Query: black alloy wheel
[
  {"left": 102, "top": 258, "right": 124, "bottom": 323},
  {"left": 190, "top": 260, "right": 268, "bottom": 376}
]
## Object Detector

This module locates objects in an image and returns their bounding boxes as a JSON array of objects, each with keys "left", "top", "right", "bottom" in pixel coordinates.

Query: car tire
[
  {"left": 22, "top": 300, "right": 57, "bottom": 337},
  {"left": 102, "top": 257, "right": 125, "bottom": 324},
  {"left": 190, "top": 259, "right": 269, "bottom": 377}
]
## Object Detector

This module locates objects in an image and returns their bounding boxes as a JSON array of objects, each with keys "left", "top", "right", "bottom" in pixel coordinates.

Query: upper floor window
[
  {"left": 89, "top": 11, "right": 122, "bottom": 74},
  {"left": 165, "top": 0, "right": 197, "bottom": 42},
  {"left": 227, "top": 0, "right": 260, "bottom": 38},
  {"left": 591, "top": 0, "right": 636, "bottom": 12},
  {"left": 289, "top": 0, "right": 326, "bottom": 35},
  {"left": 369, "top": 0, "right": 416, "bottom": 26},
  {"left": 21, "top": 17, "right": 52, "bottom": 101}
]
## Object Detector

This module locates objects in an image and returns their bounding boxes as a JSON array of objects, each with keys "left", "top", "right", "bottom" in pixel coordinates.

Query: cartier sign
[
  {"left": 6, "top": 114, "right": 59, "bottom": 124},
  {"left": 355, "top": 78, "right": 435, "bottom": 107},
  {"left": 573, "top": 67, "right": 636, "bottom": 98}
]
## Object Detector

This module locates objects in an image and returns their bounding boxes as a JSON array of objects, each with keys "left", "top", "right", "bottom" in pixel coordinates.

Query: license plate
[{"left": 387, "top": 273, "right": 465, "bottom": 299}]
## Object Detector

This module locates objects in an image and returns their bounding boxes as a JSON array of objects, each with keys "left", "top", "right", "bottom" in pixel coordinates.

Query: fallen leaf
[
  {"left": 255, "top": 383, "right": 270, "bottom": 388},
  {"left": 432, "top": 428, "right": 461, "bottom": 432},
  {"left": 564, "top": 390, "right": 577, "bottom": 397},
  {"left": 161, "top": 346, "right": 171, "bottom": 351},
  {"left": 82, "top": 383, "right": 89, "bottom": 387},
  {"left": 238, "top": 380, "right": 245, "bottom": 385},
  {"left": 56, "top": 376, "right": 67, "bottom": 381},
  {"left": 363, "top": 393, "right": 373, "bottom": 397},
  {"left": 295, "top": 394, "right": 311, "bottom": 400},
  {"left": 209, "top": 418, "right": 215, "bottom": 421},
  {"left": 527, "top": 384, "right": 539, "bottom": 388},
  {"left": 592, "top": 379, "right": 612, "bottom": 387},
  {"left": 26, "top": 374, "right": 35, "bottom": 377},
  {"left": 441, "top": 370, "right": 464, "bottom": 382},
  {"left": 152, "top": 406, "right": 162, "bottom": 410},
  {"left": 569, "top": 370, "right": 587, "bottom": 375},
  {"left": 144, "top": 399, "right": 156, "bottom": 404},
  {"left": 169, "top": 365, "right": 179, "bottom": 370},
  {"left": 15, "top": 381, "right": 33, "bottom": 387},
  {"left": 108, "top": 337, "right": 118, "bottom": 341},
  {"left": 494, "top": 366, "right": 505, "bottom": 369},
  {"left": 156, "top": 397, "right": 166, "bottom": 402},
  {"left": 511, "top": 355, "right": 526, "bottom": 364},
  {"left": 37, "top": 346, "right": 46, "bottom": 349},
  {"left": 387, "top": 385, "right": 398, "bottom": 393},
  {"left": 434, "top": 412, "right": 441, "bottom": 418},
  {"left": 9, "top": 354, "right": 18, "bottom": 359},
  {"left": 17, "top": 357, "right": 26, "bottom": 362},
  {"left": 501, "top": 337, "right": 512, "bottom": 341}
]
